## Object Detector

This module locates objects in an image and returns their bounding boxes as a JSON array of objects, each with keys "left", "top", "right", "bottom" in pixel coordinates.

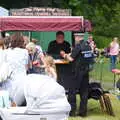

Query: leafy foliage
[
  {"left": 0, "top": 0, "right": 120, "bottom": 48},
  {"left": 62, "top": 0, "right": 120, "bottom": 48}
]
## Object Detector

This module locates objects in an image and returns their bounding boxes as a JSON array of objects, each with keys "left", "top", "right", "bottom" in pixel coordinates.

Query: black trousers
[
  {"left": 68, "top": 67, "right": 89, "bottom": 115},
  {"left": 0, "top": 116, "right": 2, "bottom": 120}
]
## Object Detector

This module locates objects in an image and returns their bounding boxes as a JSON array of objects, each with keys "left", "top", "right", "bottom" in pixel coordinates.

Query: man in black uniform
[
  {"left": 48, "top": 31, "right": 71, "bottom": 59},
  {"left": 60, "top": 34, "right": 90, "bottom": 117}
]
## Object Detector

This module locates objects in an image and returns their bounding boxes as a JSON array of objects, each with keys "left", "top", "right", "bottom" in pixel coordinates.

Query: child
[{"left": 44, "top": 56, "right": 57, "bottom": 80}]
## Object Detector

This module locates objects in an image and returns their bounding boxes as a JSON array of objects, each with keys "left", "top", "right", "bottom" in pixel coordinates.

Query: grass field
[
  {"left": 69, "top": 94, "right": 120, "bottom": 120},
  {"left": 69, "top": 57, "right": 120, "bottom": 120},
  {"left": 90, "top": 57, "right": 120, "bottom": 90}
]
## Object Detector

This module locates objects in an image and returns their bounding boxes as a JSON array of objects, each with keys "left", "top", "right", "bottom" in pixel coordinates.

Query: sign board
[{"left": 10, "top": 7, "right": 71, "bottom": 16}]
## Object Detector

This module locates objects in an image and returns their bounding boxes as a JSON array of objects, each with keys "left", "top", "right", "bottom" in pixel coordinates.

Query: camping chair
[
  {"left": 88, "top": 82, "right": 115, "bottom": 116},
  {"left": 99, "top": 94, "right": 115, "bottom": 116}
]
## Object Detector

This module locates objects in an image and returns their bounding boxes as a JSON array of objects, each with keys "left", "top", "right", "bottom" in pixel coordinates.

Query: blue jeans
[{"left": 110, "top": 55, "right": 117, "bottom": 71}]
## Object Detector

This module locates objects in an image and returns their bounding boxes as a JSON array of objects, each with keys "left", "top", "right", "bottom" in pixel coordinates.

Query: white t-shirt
[
  {"left": 5, "top": 48, "right": 29, "bottom": 76},
  {"left": 24, "top": 74, "right": 71, "bottom": 114},
  {"left": 4, "top": 48, "right": 29, "bottom": 105}
]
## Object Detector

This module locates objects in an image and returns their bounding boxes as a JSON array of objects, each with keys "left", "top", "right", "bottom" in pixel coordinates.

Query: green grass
[{"left": 69, "top": 95, "right": 120, "bottom": 120}]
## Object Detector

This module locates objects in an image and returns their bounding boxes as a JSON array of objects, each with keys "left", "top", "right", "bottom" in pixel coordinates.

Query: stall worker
[{"left": 48, "top": 31, "right": 71, "bottom": 59}]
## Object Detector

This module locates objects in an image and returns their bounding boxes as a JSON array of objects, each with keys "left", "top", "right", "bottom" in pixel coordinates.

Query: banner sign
[{"left": 10, "top": 7, "right": 72, "bottom": 16}]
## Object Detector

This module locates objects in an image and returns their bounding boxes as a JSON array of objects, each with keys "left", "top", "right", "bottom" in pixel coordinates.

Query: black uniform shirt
[
  {"left": 71, "top": 40, "right": 91, "bottom": 72},
  {"left": 70, "top": 40, "right": 84, "bottom": 60},
  {"left": 70, "top": 40, "right": 87, "bottom": 70},
  {"left": 71, "top": 44, "right": 81, "bottom": 60},
  {"left": 48, "top": 40, "right": 71, "bottom": 59}
]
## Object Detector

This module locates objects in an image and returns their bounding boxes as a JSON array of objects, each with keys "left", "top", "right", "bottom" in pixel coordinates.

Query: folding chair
[{"left": 99, "top": 94, "right": 115, "bottom": 116}]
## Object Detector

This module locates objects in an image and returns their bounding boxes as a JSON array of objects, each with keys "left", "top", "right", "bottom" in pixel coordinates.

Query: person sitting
[
  {"left": 26, "top": 42, "right": 44, "bottom": 74},
  {"left": 47, "top": 31, "right": 71, "bottom": 59}
]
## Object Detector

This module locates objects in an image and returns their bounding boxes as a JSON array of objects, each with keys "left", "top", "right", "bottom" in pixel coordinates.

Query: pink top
[{"left": 109, "top": 42, "right": 119, "bottom": 55}]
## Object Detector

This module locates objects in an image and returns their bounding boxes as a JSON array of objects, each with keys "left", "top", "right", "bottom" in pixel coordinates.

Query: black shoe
[
  {"left": 69, "top": 110, "right": 76, "bottom": 117},
  {"left": 77, "top": 112, "right": 87, "bottom": 117}
]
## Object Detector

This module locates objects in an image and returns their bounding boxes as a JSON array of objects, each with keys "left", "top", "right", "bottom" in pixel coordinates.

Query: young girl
[{"left": 44, "top": 56, "right": 57, "bottom": 80}]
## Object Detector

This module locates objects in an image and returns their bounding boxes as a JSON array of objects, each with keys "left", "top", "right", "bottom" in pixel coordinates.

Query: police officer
[{"left": 60, "top": 34, "right": 90, "bottom": 117}]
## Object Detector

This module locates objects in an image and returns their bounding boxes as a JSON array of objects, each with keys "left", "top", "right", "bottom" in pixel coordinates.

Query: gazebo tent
[
  {"left": 0, "top": 7, "right": 9, "bottom": 16},
  {"left": 0, "top": 16, "right": 91, "bottom": 32},
  {"left": 0, "top": 7, "right": 9, "bottom": 38},
  {"left": 0, "top": 16, "right": 92, "bottom": 50}
]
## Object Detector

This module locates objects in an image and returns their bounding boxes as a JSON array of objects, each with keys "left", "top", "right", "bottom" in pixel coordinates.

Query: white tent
[
  {"left": 0, "top": 6, "right": 9, "bottom": 38},
  {"left": 0, "top": 6, "right": 9, "bottom": 16}
]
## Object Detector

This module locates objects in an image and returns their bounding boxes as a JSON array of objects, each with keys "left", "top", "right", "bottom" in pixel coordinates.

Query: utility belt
[
  {"left": 73, "top": 62, "right": 89, "bottom": 73},
  {"left": 78, "top": 64, "right": 89, "bottom": 71}
]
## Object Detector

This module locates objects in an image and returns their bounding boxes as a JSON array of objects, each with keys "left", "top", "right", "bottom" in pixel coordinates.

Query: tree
[{"left": 62, "top": 0, "right": 120, "bottom": 48}]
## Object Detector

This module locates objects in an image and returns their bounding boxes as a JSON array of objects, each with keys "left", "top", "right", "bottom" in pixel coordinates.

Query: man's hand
[
  {"left": 60, "top": 50, "right": 66, "bottom": 57},
  {"left": 60, "top": 50, "right": 74, "bottom": 62}
]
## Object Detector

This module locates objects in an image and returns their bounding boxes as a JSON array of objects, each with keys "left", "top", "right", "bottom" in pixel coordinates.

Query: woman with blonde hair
[
  {"left": 109, "top": 37, "right": 119, "bottom": 71},
  {"left": 26, "top": 42, "right": 44, "bottom": 74}
]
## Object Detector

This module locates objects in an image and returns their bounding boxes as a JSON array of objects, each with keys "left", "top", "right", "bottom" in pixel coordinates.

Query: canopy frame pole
[
  {"left": 28, "top": 31, "right": 31, "bottom": 42},
  {"left": 0, "top": 32, "right": 2, "bottom": 38}
]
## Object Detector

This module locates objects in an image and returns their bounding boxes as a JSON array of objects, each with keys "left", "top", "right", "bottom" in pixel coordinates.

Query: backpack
[
  {"left": 88, "top": 82, "right": 103, "bottom": 100},
  {"left": 79, "top": 40, "right": 95, "bottom": 66}
]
